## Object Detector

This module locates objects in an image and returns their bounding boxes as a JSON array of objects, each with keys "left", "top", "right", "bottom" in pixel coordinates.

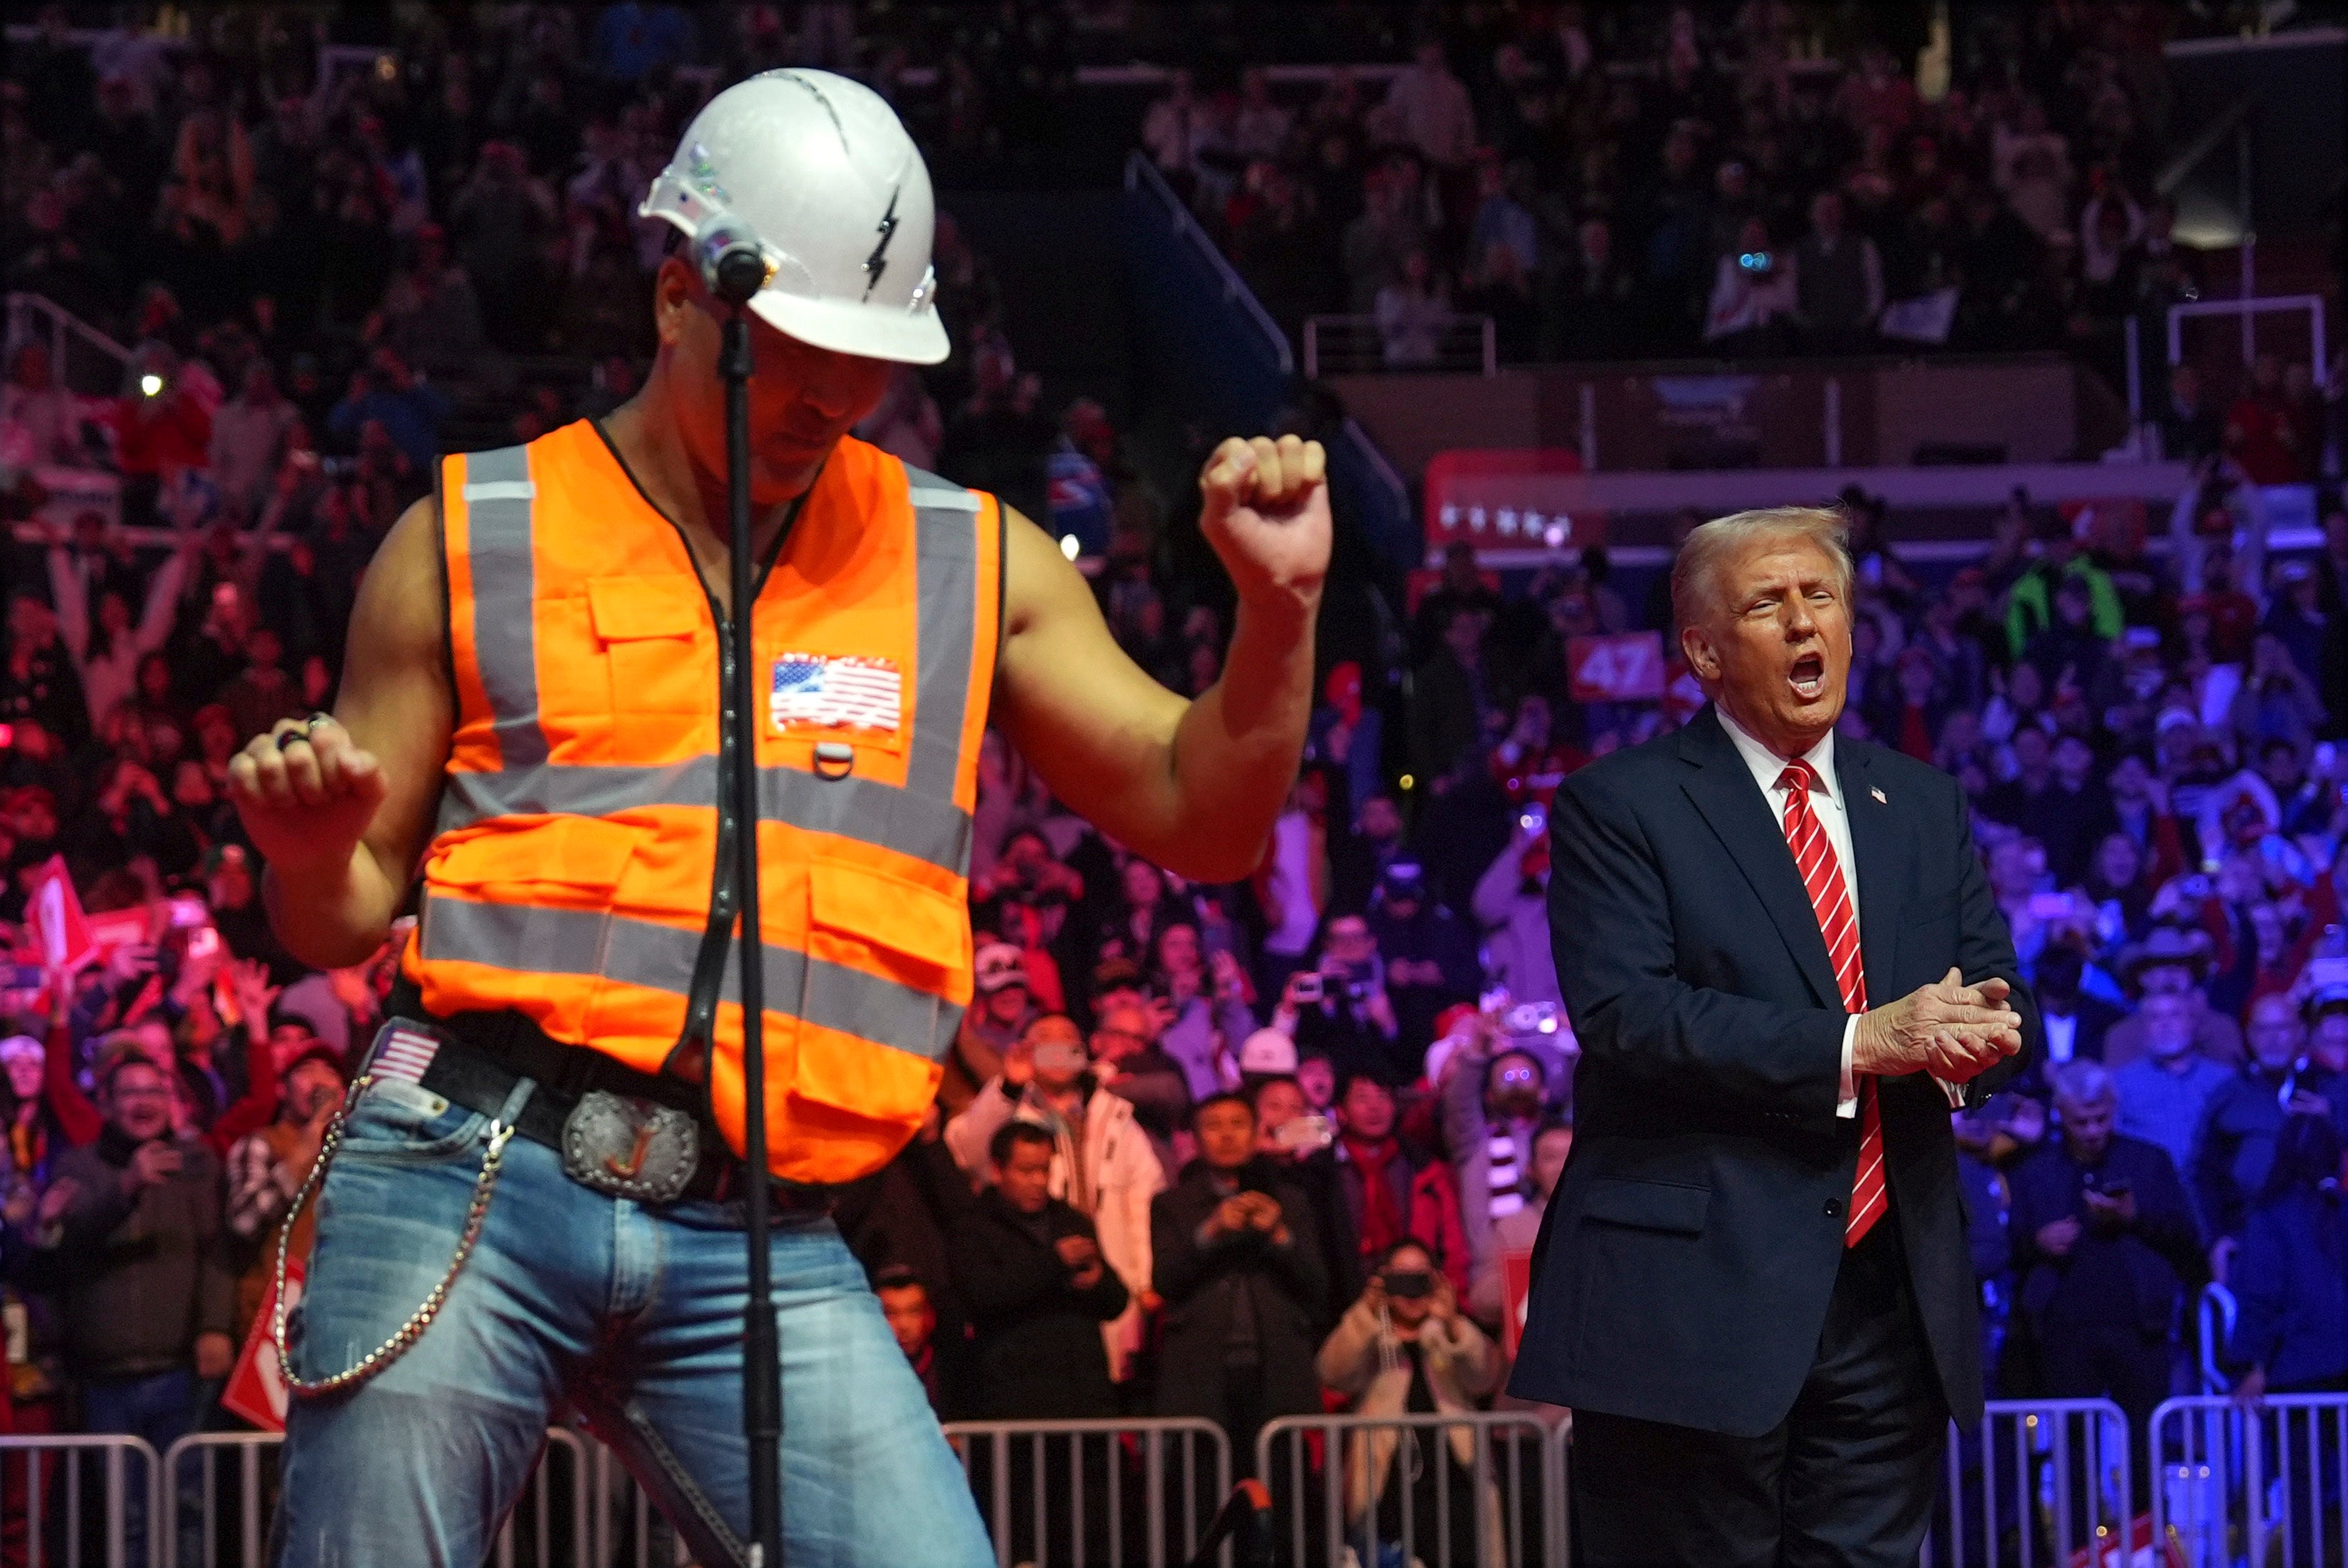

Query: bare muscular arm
[
  {"left": 992, "top": 436, "right": 1328, "bottom": 883},
  {"left": 227, "top": 495, "right": 454, "bottom": 968}
]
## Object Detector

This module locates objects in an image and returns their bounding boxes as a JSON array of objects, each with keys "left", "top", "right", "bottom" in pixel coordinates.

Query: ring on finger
[{"left": 275, "top": 726, "right": 312, "bottom": 752}]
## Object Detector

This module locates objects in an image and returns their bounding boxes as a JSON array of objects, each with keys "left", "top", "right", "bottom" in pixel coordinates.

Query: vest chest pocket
[{"left": 587, "top": 577, "right": 710, "bottom": 736}]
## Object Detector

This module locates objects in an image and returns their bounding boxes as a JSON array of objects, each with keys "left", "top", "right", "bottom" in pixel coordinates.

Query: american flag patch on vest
[
  {"left": 770, "top": 652, "right": 902, "bottom": 734},
  {"left": 369, "top": 1024, "right": 442, "bottom": 1084}
]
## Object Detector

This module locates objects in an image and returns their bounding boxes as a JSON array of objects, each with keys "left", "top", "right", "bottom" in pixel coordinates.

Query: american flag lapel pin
[{"left": 1870, "top": 787, "right": 1888, "bottom": 804}]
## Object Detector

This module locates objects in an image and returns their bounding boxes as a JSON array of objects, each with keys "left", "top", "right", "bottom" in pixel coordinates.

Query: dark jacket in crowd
[
  {"left": 40, "top": 1131, "right": 235, "bottom": 1379},
  {"left": 2192, "top": 1064, "right": 2348, "bottom": 1244},
  {"left": 1258, "top": 1146, "right": 1352, "bottom": 1329},
  {"left": 2009, "top": 1134, "right": 2205, "bottom": 1341},
  {"left": 1150, "top": 1157, "right": 1329, "bottom": 1430},
  {"left": 835, "top": 1132, "right": 981, "bottom": 1349},
  {"left": 951, "top": 1186, "right": 1130, "bottom": 1420},
  {"left": 1368, "top": 901, "right": 1482, "bottom": 1044},
  {"left": 2034, "top": 992, "right": 2128, "bottom": 1070},
  {"left": 2229, "top": 1183, "right": 2348, "bottom": 1390}
]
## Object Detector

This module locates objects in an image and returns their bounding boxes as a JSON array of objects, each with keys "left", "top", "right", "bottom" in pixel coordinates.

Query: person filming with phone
[
  {"left": 1150, "top": 1092, "right": 1326, "bottom": 1465},
  {"left": 2007, "top": 1060, "right": 2203, "bottom": 1489}
]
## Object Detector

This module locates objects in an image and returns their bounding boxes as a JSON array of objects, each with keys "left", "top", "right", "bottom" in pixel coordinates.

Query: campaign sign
[{"left": 1566, "top": 632, "right": 1667, "bottom": 703}]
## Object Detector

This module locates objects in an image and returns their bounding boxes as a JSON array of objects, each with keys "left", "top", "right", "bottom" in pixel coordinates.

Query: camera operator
[
  {"left": 1277, "top": 915, "right": 1404, "bottom": 1084},
  {"left": 1316, "top": 1240, "right": 1501, "bottom": 1566}
]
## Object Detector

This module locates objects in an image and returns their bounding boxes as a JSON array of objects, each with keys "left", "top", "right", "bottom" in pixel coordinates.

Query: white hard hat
[{"left": 640, "top": 70, "right": 948, "bottom": 365}]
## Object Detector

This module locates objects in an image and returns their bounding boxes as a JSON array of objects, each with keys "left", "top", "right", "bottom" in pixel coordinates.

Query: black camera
[{"left": 1382, "top": 1269, "right": 1432, "bottom": 1301}]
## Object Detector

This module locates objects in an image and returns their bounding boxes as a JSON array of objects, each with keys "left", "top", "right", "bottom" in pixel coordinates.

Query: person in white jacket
[
  {"left": 946, "top": 1013, "right": 1165, "bottom": 1384},
  {"left": 1472, "top": 814, "right": 1561, "bottom": 1010},
  {"left": 1316, "top": 1240, "right": 1505, "bottom": 1568}
]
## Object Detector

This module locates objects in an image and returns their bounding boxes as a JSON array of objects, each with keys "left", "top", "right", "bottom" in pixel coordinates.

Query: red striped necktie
[{"left": 1779, "top": 761, "right": 1887, "bottom": 1248}]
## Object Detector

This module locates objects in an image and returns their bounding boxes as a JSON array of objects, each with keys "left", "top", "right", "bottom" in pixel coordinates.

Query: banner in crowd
[
  {"left": 1566, "top": 633, "right": 1667, "bottom": 703},
  {"left": 222, "top": 1262, "right": 306, "bottom": 1433},
  {"left": 26, "top": 857, "right": 94, "bottom": 975}
]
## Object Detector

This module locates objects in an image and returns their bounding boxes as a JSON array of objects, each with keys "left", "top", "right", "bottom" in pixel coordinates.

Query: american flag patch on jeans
[
  {"left": 770, "top": 652, "right": 902, "bottom": 734},
  {"left": 369, "top": 1022, "right": 442, "bottom": 1084}
]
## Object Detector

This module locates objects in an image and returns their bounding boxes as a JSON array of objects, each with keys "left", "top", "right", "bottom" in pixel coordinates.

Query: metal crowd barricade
[
  {"left": 2154, "top": 1391, "right": 2348, "bottom": 1568},
  {"left": 2152, "top": 1394, "right": 2248, "bottom": 1567},
  {"left": 944, "top": 1418, "right": 1231, "bottom": 1568},
  {"left": 579, "top": 1436, "right": 690, "bottom": 1568},
  {"left": 1256, "top": 1412, "right": 1560, "bottom": 1568},
  {"left": 1921, "top": 1399, "right": 2132, "bottom": 1568},
  {"left": 0, "top": 1435, "right": 162, "bottom": 1568},
  {"left": 158, "top": 1427, "right": 590, "bottom": 1568},
  {"left": 2252, "top": 1393, "right": 2348, "bottom": 1568}
]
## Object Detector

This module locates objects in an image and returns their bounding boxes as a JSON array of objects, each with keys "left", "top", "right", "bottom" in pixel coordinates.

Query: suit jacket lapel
[
  {"left": 1839, "top": 743, "right": 1902, "bottom": 1007},
  {"left": 1677, "top": 708, "right": 1840, "bottom": 1010}
]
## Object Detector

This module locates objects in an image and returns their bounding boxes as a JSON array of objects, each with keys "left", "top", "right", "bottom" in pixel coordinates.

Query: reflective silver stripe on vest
[
  {"left": 904, "top": 465, "right": 980, "bottom": 804},
  {"left": 460, "top": 447, "right": 544, "bottom": 771},
  {"left": 437, "top": 759, "right": 970, "bottom": 871},
  {"left": 419, "top": 898, "right": 960, "bottom": 1064}
]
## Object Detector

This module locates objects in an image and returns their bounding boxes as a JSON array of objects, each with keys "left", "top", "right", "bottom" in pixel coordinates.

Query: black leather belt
[{"left": 382, "top": 985, "right": 828, "bottom": 1212}]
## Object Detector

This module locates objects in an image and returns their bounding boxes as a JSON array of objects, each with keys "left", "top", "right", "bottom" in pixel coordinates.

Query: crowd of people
[
  {"left": 1155, "top": 1, "right": 2326, "bottom": 418},
  {"left": 0, "top": 2, "right": 2344, "bottom": 1559}
]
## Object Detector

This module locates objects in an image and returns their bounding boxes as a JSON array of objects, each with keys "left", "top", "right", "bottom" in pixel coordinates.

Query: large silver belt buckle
[{"left": 562, "top": 1091, "right": 700, "bottom": 1204}]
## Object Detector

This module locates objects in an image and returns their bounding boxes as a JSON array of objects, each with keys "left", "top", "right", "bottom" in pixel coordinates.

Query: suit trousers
[{"left": 1570, "top": 1220, "right": 1948, "bottom": 1567}]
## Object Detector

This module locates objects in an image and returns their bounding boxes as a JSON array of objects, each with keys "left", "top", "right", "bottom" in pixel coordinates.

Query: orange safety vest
[{"left": 403, "top": 419, "right": 1000, "bottom": 1184}]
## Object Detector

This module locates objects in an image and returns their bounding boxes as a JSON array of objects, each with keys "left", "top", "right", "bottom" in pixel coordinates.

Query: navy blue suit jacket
[{"left": 1507, "top": 707, "right": 2035, "bottom": 1435}]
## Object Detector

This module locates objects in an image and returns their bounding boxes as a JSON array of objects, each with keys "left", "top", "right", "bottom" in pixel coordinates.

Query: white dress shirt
[
  {"left": 1717, "top": 709, "right": 1867, "bottom": 1118},
  {"left": 2042, "top": 1010, "right": 2078, "bottom": 1065}
]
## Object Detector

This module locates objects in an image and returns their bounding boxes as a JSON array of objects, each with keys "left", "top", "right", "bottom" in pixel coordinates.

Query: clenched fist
[
  {"left": 1852, "top": 967, "right": 2022, "bottom": 1083},
  {"left": 227, "top": 714, "right": 388, "bottom": 877},
  {"left": 1198, "top": 434, "right": 1331, "bottom": 609}
]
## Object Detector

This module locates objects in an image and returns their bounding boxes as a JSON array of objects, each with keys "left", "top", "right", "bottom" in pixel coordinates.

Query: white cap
[
  {"left": 640, "top": 70, "right": 948, "bottom": 365},
  {"left": 1238, "top": 1028, "right": 1298, "bottom": 1077},
  {"left": 973, "top": 941, "right": 1029, "bottom": 995}
]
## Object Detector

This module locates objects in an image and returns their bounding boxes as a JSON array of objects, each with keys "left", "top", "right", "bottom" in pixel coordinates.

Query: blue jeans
[{"left": 270, "top": 1075, "right": 991, "bottom": 1567}]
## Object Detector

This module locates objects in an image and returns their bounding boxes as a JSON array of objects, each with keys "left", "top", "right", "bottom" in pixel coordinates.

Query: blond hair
[{"left": 1670, "top": 506, "right": 1855, "bottom": 633}]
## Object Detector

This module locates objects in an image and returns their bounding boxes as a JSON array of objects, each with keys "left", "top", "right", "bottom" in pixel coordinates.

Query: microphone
[{"left": 693, "top": 215, "right": 770, "bottom": 308}]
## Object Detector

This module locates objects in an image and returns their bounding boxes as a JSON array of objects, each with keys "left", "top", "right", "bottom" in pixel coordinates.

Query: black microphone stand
[{"left": 713, "top": 255, "right": 783, "bottom": 1568}]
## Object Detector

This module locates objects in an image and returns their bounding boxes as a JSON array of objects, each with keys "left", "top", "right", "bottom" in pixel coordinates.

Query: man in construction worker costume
[{"left": 229, "top": 72, "right": 1330, "bottom": 1567}]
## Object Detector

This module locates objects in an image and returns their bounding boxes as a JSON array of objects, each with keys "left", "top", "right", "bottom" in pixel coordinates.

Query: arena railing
[
  {"left": 943, "top": 1417, "right": 1234, "bottom": 1568},
  {"left": 1303, "top": 315, "right": 1497, "bottom": 380},
  {"left": 0, "top": 1432, "right": 164, "bottom": 1568},
  {"left": 157, "top": 1427, "right": 590, "bottom": 1568},
  {"left": 1919, "top": 1398, "right": 2132, "bottom": 1568},
  {"left": 2153, "top": 1392, "right": 2348, "bottom": 1568},
  {"left": 1256, "top": 1410, "right": 1561, "bottom": 1568}
]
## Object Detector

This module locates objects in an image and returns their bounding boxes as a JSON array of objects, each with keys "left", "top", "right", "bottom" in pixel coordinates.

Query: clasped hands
[{"left": 1852, "top": 968, "right": 2023, "bottom": 1085}]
